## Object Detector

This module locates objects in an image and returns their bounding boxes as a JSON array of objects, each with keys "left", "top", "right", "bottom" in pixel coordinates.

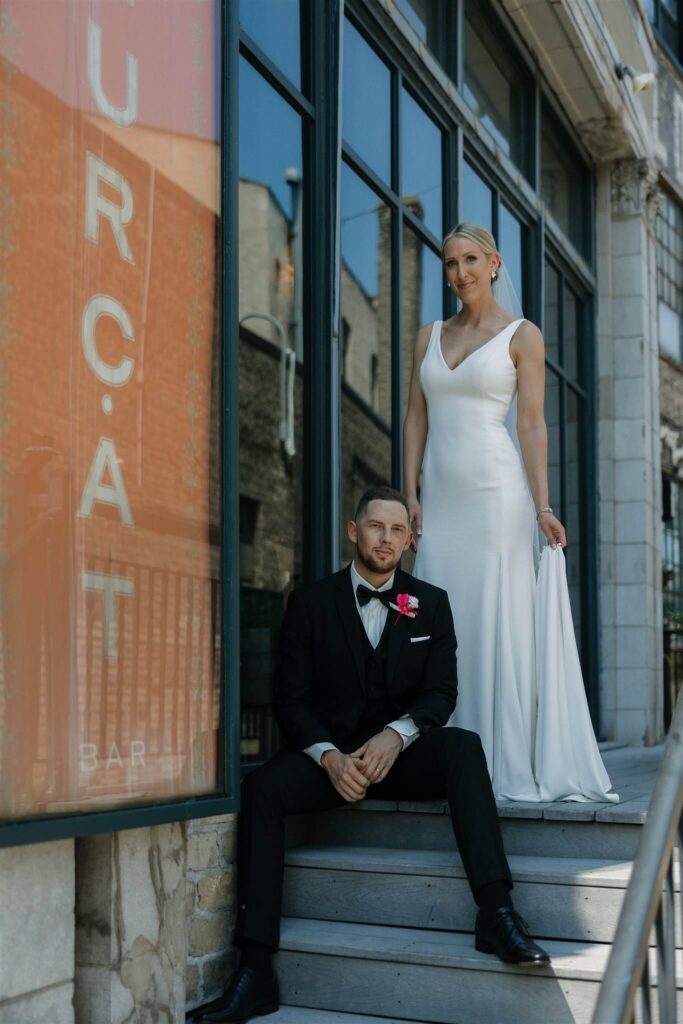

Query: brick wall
[{"left": 185, "top": 815, "right": 238, "bottom": 1012}]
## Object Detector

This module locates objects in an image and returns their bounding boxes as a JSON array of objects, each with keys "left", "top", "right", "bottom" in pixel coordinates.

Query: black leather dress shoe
[
  {"left": 195, "top": 966, "right": 279, "bottom": 1023},
  {"left": 475, "top": 908, "right": 551, "bottom": 965}
]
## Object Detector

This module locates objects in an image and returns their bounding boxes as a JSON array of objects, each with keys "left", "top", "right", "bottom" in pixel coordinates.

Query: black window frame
[
  {"left": 655, "top": 185, "right": 683, "bottom": 366},
  {"left": 648, "top": 0, "right": 683, "bottom": 68},
  {"left": 542, "top": 241, "right": 600, "bottom": 726},
  {"left": 0, "top": 1, "right": 241, "bottom": 848},
  {"left": 234, "top": 0, "right": 603, "bottom": 769},
  {"left": 540, "top": 97, "right": 593, "bottom": 262}
]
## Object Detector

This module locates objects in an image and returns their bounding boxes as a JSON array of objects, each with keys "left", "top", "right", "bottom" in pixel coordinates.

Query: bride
[{"left": 403, "top": 222, "right": 617, "bottom": 803}]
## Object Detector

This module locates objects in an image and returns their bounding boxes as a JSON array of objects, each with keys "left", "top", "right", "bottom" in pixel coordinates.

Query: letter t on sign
[{"left": 82, "top": 571, "right": 134, "bottom": 658}]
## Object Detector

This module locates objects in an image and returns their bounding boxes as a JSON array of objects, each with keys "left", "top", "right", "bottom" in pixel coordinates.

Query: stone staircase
[{"left": 266, "top": 747, "right": 682, "bottom": 1024}]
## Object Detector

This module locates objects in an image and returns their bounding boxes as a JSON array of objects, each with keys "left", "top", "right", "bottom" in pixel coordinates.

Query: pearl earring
[{"left": 491, "top": 270, "right": 498, "bottom": 282}]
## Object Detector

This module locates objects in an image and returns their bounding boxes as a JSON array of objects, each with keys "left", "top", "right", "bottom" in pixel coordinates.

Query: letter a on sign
[{"left": 79, "top": 437, "right": 134, "bottom": 526}]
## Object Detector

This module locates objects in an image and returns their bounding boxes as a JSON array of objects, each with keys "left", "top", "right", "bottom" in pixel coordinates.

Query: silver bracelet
[{"left": 535, "top": 506, "right": 553, "bottom": 520}]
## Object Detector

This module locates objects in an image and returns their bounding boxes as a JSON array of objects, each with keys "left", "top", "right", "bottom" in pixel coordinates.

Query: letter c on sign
[{"left": 82, "top": 294, "right": 135, "bottom": 386}]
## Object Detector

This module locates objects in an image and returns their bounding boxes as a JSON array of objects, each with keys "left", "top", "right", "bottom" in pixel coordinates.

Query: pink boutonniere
[{"left": 390, "top": 592, "right": 419, "bottom": 623}]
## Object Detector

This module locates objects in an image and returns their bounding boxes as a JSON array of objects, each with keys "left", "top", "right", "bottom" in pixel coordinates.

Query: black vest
[{"left": 356, "top": 610, "right": 395, "bottom": 732}]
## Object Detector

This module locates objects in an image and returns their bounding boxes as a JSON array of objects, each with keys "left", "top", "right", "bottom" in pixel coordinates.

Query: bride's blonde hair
[{"left": 441, "top": 222, "right": 499, "bottom": 260}]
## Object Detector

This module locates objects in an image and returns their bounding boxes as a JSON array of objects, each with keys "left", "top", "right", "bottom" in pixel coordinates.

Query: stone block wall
[
  {"left": 74, "top": 823, "right": 188, "bottom": 1024},
  {"left": 185, "top": 814, "right": 238, "bottom": 1013},
  {"left": 0, "top": 840, "right": 75, "bottom": 1024}
]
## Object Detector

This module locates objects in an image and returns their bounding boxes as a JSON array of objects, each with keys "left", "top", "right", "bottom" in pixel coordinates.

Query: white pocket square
[{"left": 410, "top": 635, "right": 430, "bottom": 643}]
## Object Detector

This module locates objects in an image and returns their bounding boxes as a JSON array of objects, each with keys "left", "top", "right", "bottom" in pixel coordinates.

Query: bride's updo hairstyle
[{"left": 441, "top": 222, "right": 498, "bottom": 260}]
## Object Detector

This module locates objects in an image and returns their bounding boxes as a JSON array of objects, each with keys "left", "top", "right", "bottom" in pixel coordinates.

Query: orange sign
[{"left": 0, "top": 1, "right": 222, "bottom": 819}]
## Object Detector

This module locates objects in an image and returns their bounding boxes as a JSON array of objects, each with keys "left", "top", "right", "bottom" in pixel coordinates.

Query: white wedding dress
[{"left": 413, "top": 319, "right": 617, "bottom": 803}]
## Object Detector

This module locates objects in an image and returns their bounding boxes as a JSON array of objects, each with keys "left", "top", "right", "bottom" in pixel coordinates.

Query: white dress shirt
[{"left": 304, "top": 561, "right": 420, "bottom": 765}]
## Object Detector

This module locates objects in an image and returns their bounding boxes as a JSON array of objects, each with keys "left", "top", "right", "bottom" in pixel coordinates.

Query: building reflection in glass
[
  {"left": 0, "top": 0, "right": 223, "bottom": 818},
  {"left": 340, "top": 164, "right": 393, "bottom": 562},
  {"left": 237, "top": 56, "right": 304, "bottom": 763}
]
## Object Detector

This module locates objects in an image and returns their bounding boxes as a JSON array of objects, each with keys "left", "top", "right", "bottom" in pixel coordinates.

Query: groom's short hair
[{"left": 355, "top": 486, "right": 410, "bottom": 524}]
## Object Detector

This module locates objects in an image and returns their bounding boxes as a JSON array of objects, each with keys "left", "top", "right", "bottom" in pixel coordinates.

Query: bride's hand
[
  {"left": 407, "top": 497, "right": 422, "bottom": 551},
  {"left": 538, "top": 511, "right": 567, "bottom": 548}
]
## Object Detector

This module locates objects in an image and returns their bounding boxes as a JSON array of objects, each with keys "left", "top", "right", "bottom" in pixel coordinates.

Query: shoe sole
[{"left": 475, "top": 939, "right": 551, "bottom": 966}]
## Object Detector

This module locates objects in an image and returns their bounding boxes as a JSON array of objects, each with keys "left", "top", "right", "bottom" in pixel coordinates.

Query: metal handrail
[{"left": 592, "top": 692, "right": 683, "bottom": 1024}]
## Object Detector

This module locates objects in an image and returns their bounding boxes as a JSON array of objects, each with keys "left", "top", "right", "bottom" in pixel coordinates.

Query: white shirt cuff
[
  {"left": 385, "top": 716, "right": 420, "bottom": 751},
  {"left": 304, "top": 741, "right": 338, "bottom": 765}
]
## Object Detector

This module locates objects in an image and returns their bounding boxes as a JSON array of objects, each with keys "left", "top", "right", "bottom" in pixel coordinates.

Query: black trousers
[{"left": 236, "top": 726, "right": 512, "bottom": 949}]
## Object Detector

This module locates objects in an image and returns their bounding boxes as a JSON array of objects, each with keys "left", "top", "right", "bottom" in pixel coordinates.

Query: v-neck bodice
[{"left": 437, "top": 319, "right": 520, "bottom": 374}]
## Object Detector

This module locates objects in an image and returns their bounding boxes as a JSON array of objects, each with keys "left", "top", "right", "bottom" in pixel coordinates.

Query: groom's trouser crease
[{"left": 237, "top": 727, "right": 512, "bottom": 950}]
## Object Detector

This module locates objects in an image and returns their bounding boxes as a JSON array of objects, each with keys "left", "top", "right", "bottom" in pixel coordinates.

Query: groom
[{"left": 195, "top": 486, "right": 549, "bottom": 1023}]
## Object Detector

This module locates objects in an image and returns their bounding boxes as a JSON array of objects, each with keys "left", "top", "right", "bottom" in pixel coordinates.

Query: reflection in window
[
  {"left": 463, "top": 0, "right": 531, "bottom": 175},
  {"left": 394, "top": 0, "right": 451, "bottom": 74},
  {"left": 662, "top": 473, "right": 683, "bottom": 727},
  {"left": 497, "top": 205, "right": 523, "bottom": 312},
  {"left": 541, "top": 105, "right": 589, "bottom": 256},
  {"left": 402, "top": 227, "right": 443, "bottom": 411},
  {"left": 565, "top": 388, "right": 583, "bottom": 653},
  {"left": 656, "top": 194, "right": 683, "bottom": 363},
  {"left": 238, "top": 58, "right": 304, "bottom": 763},
  {"left": 646, "top": 0, "right": 682, "bottom": 60},
  {"left": 461, "top": 162, "right": 493, "bottom": 232},
  {"left": 401, "top": 88, "right": 443, "bottom": 238},
  {"left": 343, "top": 18, "right": 392, "bottom": 182},
  {"left": 239, "top": 57, "right": 303, "bottom": 355},
  {"left": 563, "top": 285, "right": 580, "bottom": 382},
  {"left": 0, "top": 0, "right": 223, "bottom": 818},
  {"left": 340, "top": 164, "right": 392, "bottom": 562},
  {"left": 545, "top": 368, "right": 562, "bottom": 525},
  {"left": 401, "top": 229, "right": 442, "bottom": 574},
  {"left": 544, "top": 262, "right": 560, "bottom": 366},
  {"left": 394, "top": 0, "right": 433, "bottom": 42},
  {"left": 341, "top": 165, "right": 392, "bottom": 420},
  {"left": 239, "top": 0, "right": 301, "bottom": 89}
]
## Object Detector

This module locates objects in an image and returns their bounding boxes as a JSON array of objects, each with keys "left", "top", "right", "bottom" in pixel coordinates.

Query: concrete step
[
  {"left": 267, "top": 1008, "right": 426, "bottom": 1023},
  {"left": 283, "top": 845, "right": 682, "bottom": 948},
  {"left": 276, "top": 917, "right": 683, "bottom": 1024},
  {"left": 304, "top": 801, "right": 643, "bottom": 860}
]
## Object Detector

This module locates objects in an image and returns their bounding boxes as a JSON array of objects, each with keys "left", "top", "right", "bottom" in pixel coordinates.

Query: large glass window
[
  {"left": 656, "top": 193, "right": 683, "bottom": 364},
  {"left": 646, "top": 0, "right": 682, "bottom": 62},
  {"left": 239, "top": 0, "right": 301, "bottom": 89},
  {"left": 340, "top": 12, "right": 448, "bottom": 565},
  {"left": 343, "top": 18, "right": 392, "bottom": 183},
  {"left": 238, "top": 56, "right": 305, "bottom": 765},
  {"left": 662, "top": 473, "right": 683, "bottom": 728},
  {"left": 498, "top": 204, "right": 524, "bottom": 306},
  {"left": 543, "top": 258, "right": 590, "bottom": 661},
  {"left": 463, "top": 0, "right": 533, "bottom": 178},
  {"left": 0, "top": 1, "right": 223, "bottom": 820},
  {"left": 340, "top": 165, "right": 392, "bottom": 561},
  {"left": 401, "top": 88, "right": 443, "bottom": 238},
  {"left": 461, "top": 162, "right": 493, "bottom": 232},
  {"left": 541, "top": 103, "right": 591, "bottom": 258},
  {"left": 393, "top": 0, "right": 454, "bottom": 77}
]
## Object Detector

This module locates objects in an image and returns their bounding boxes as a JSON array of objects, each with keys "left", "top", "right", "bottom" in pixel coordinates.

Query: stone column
[
  {"left": 74, "top": 823, "right": 187, "bottom": 1024},
  {"left": 0, "top": 840, "right": 75, "bottom": 1023},
  {"left": 596, "top": 158, "right": 663, "bottom": 744}
]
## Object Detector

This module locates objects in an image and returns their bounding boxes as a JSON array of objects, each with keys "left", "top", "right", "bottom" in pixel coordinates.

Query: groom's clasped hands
[{"left": 320, "top": 727, "right": 403, "bottom": 801}]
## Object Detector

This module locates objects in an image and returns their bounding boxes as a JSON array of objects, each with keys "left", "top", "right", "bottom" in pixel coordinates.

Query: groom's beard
[{"left": 355, "top": 545, "right": 402, "bottom": 576}]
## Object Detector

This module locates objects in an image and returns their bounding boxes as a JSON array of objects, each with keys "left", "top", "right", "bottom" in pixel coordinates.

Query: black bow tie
[{"left": 356, "top": 583, "right": 394, "bottom": 608}]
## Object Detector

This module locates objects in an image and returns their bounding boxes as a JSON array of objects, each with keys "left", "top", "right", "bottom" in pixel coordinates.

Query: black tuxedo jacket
[{"left": 272, "top": 565, "right": 458, "bottom": 751}]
